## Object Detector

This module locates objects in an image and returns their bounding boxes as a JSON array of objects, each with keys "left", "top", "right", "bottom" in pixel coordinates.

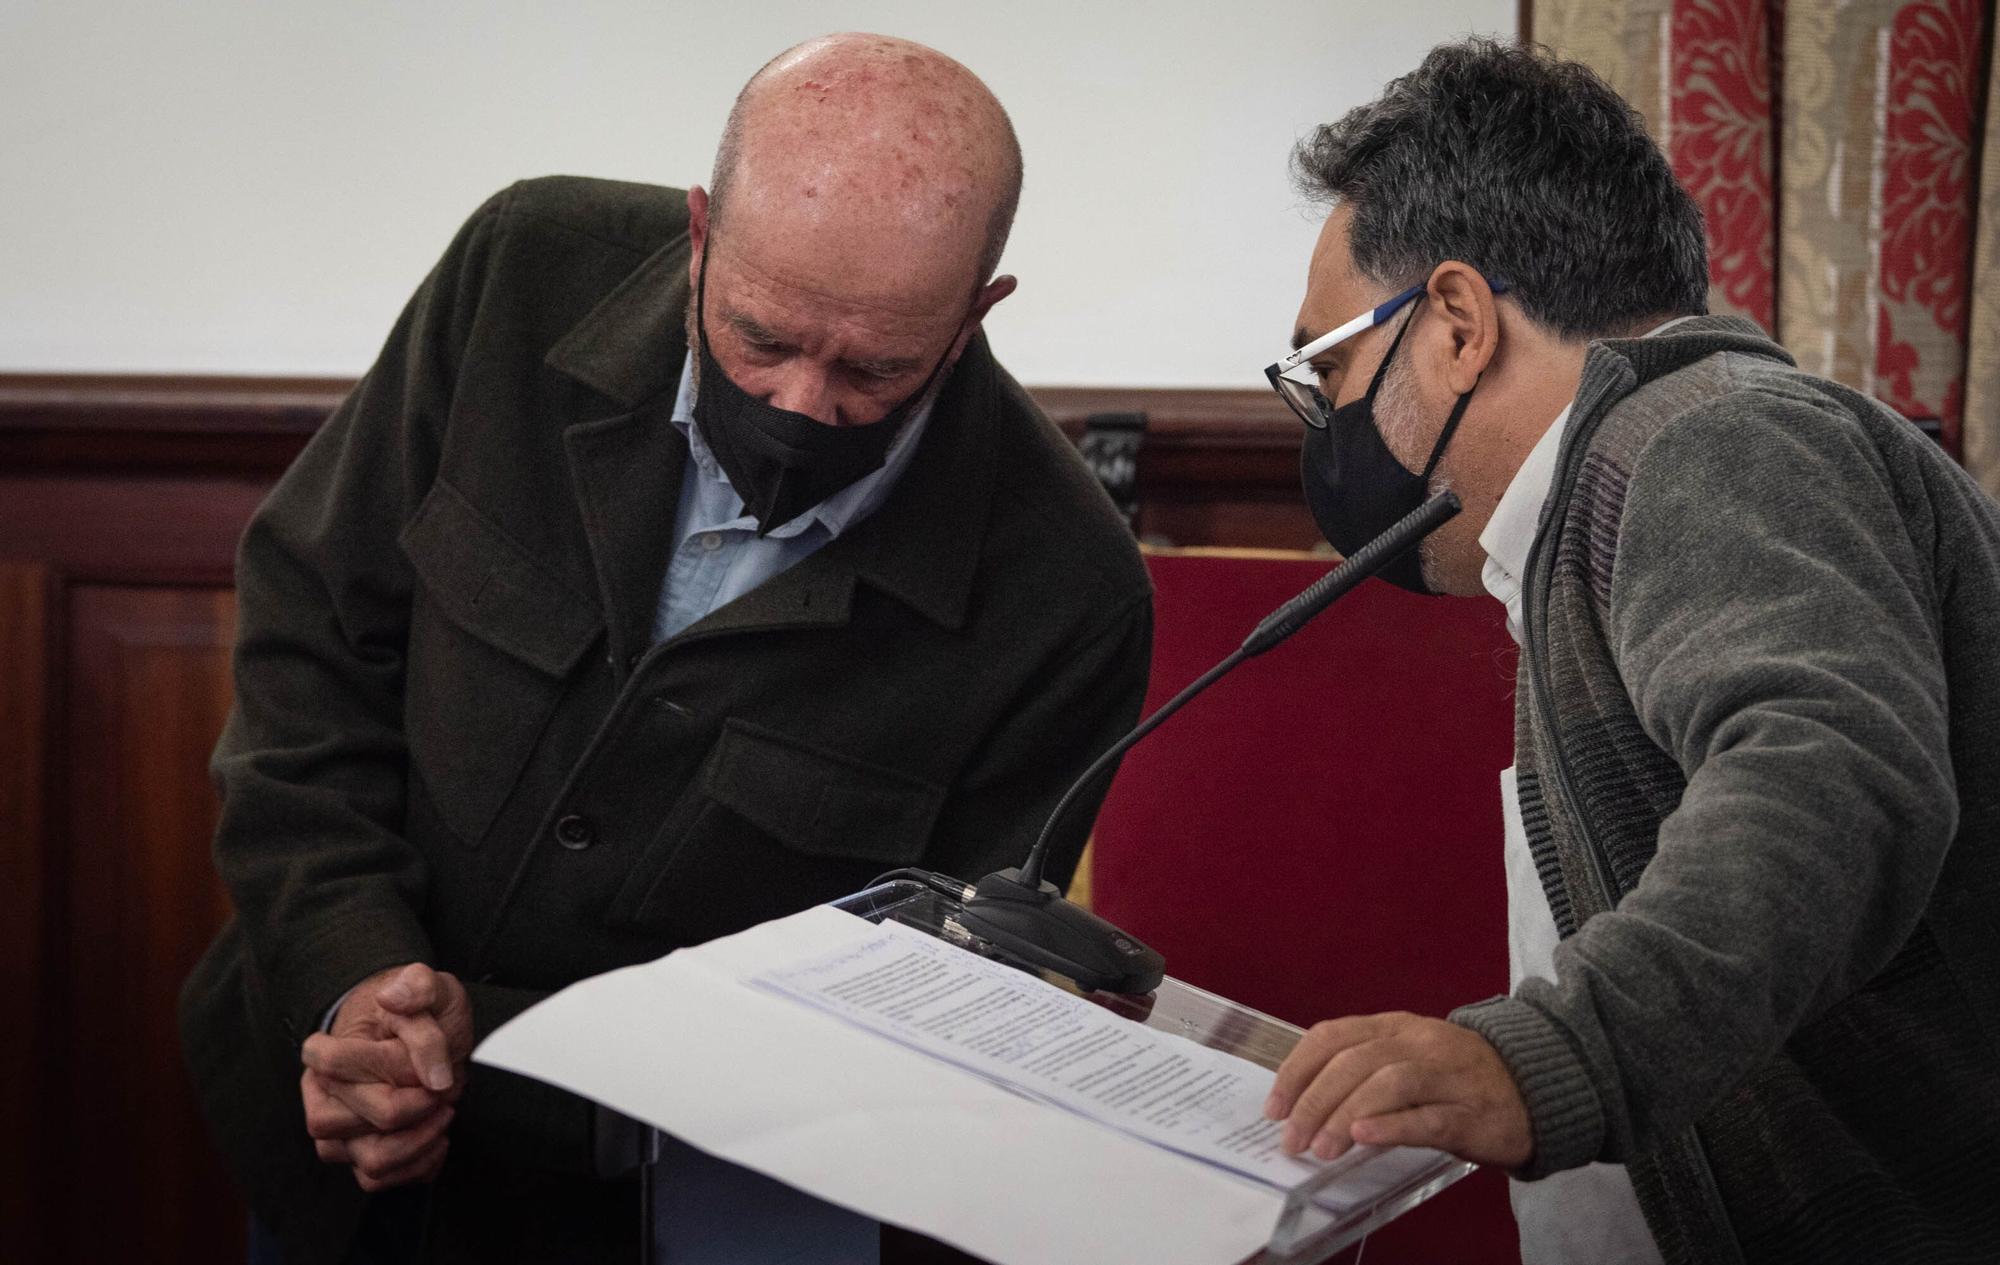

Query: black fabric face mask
[
  {"left": 691, "top": 248, "right": 956, "bottom": 536},
  {"left": 1300, "top": 299, "right": 1477, "bottom": 595}
]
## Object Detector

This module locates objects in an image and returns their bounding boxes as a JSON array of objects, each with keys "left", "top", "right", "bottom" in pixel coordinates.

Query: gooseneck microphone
[{"left": 942, "top": 490, "right": 1463, "bottom": 995}]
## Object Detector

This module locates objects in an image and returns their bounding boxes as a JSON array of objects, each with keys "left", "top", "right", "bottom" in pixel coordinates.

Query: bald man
[{"left": 180, "top": 34, "right": 1150, "bottom": 1264}]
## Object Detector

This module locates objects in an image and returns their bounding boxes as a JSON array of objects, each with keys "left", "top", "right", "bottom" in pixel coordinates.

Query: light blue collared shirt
[{"left": 652, "top": 353, "right": 934, "bottom": 642}]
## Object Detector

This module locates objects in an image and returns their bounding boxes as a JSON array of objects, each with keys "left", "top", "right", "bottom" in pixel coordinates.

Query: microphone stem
[
  {"left": 1016, "top": 646, "right": 1247, "bottom": 890},
  {"left": 1013, "top": 491, "right": 1461, "bottom": 891}
]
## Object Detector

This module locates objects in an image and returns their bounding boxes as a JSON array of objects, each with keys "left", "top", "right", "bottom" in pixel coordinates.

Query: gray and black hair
[{"left": 1294, "top": 39, "right": 1709, "bottom": 339}]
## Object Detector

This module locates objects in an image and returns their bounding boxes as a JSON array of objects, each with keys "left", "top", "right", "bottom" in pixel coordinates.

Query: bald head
[{"left": 709, "top": 33, "right": 1023, "bottom": 295}]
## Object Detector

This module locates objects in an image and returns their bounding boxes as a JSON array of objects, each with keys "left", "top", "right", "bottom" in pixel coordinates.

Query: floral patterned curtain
[{"left": 1531, "top": 0, "right": 2000, "bottom": 496}]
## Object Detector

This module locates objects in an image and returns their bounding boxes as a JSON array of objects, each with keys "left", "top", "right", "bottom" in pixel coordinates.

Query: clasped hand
[
  {"left": 1262, "top": 1011, "right": 1533, "bottom": 1169},
  {"left": 301, "top": 963, "right": 474, "bottom": 1191}
]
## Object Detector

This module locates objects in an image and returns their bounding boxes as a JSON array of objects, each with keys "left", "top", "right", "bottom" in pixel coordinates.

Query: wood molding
[
  {"left": 62, "top": 585, "right": 243, "bottom": 1262},
  {"left": 1036, "top": 385, "right": 1302, "bottom": 500},
  {"left": 0, "top": 563, "right": 52, "bottom": 1265},
  {"left": 0, "top": 372, "right": 1298, "bottom": 472},
  {"left": 0, "top": 373, "right": 1317, "bottom": 546},
  {"left": 0, "top": 373, "right": 348, "bottom": 476}
]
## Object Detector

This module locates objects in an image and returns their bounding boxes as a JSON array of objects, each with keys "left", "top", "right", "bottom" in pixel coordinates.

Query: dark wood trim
[
  {"left": 0, "top": 563, "right": 53, "bottom": 1265},
  {"left": 0, "top": 373, "right": 352, "bottom": 427},
  {"left": 0, "top": 373, "right": 1304, "bottom": 496},
  {"left": 0, "top": 374, "right": 348, "bottom": 476},
  {"left": 1036, "top": 385, "right": 1303, "bottom": 505}
]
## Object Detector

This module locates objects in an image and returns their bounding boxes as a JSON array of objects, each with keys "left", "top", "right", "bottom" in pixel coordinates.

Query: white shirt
[{"left": 1478, "top": 325, "right": 1693, "bottom": 1263}]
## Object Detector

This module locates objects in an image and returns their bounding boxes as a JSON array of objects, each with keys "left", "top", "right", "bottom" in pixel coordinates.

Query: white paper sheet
[
  {"left": 476, "top": 905, "right": 1282, "bottom": 1265},
  {"left": 749, "top": 919, "right": 1330, "bottom": 1189}
]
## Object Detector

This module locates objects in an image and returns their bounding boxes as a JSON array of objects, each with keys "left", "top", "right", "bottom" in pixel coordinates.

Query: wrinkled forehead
[{"left": 712, "top": 164, "right": 984, "bottom": 325}]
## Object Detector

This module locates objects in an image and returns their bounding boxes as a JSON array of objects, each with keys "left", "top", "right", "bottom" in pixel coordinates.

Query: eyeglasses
[{"left": 1264, "top": 277, "right": 1510, "bottom": 429}]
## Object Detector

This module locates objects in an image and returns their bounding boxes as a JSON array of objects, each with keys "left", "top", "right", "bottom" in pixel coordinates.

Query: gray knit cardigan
[{"left": 1451, "top": 316, "right": 2000, "bottom": 1264}]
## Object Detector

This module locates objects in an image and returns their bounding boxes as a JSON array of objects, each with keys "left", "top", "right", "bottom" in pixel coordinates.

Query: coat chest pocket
[
  {"left": 605, "top": 718, "right": 946, "bottom": 944},
  {"left": 400, "top": 478, "right": 602, "bottom": 848}
]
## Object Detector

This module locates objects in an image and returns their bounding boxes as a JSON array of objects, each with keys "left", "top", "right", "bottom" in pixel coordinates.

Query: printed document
[
  {"left": 476, "top": 904, "right": 1455, "bottom": 1265},
  {"left": 752, "top": 919, "right": 1329, "bottom": 1189}
]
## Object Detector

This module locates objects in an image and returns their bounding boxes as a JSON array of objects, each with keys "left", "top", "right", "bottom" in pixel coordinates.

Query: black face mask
[
  {"left": 1300, "top": 299, "right": 1477, "bottom": 594},
  {"left": 691, "top": 248, "right": 956, "bottom": 536}
]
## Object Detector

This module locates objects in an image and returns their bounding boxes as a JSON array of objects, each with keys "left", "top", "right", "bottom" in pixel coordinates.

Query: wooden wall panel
[
  {"left": 0, "top": 475, "right": 270, "bottom": 582},
  {"left": 0, "top": 564, "right": 53, "bottom": 1265},
  {"left": 0, "top": 372, "right": 1322, "bottom": 1264},
  {"left": 61, "top": 585, "right": 243, "bottom": 1264}
]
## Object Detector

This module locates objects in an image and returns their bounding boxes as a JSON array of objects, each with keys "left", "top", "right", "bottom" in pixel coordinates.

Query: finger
[
  {"left": 349, "top": 1107, "right": 455, "bottom": 1181},
  {"left": 377, "top": 963, "right": 439, "bottom": 1015},
  {"left": 1265, "top": 1014, "right": 1401, "bottom": 1120},
  {"left": 324, "top": 1075, "right": 445, "bottom": 1133},
  {"left": 428, "top": 970, "right": 479, "bottom": 1065},
  {"left": 1351, "top": 1042, "right": 1535, "bottom": 1169},
  {"left": 355, "top": 1133, "right": 451, "bottom": 1193},
  {"left": 302, "top": 1033, "right": 425, "bottom": 1089},
  {"left": 315, "top": 1137, "right": 354, "bottom": 1164},
  {"left": 1309, "top": 1059, "right": 1432, "bottom": 1160},
  {"left": 302, "top": 1070, "right": 371, "bottom": 1141},
  {"left": 1351, "top": 1103, "right": 1462, "bottom": 1153},
  {"left": 1282, "top": 1038, "right": 1405, "bottom": 1156},
  {"left": 387, "top": 1009, "right": 457, "bottom": 1092}
]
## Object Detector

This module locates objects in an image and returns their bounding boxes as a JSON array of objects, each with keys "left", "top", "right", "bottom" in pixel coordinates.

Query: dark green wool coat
[{"left": 179, "top": 177, "right": 1152, "bottom": 1264}]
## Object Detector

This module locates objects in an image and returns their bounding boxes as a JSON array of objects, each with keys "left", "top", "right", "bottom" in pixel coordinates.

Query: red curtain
[{"left": 1534, "top": 0, "right": 1998, "bottom": 492}]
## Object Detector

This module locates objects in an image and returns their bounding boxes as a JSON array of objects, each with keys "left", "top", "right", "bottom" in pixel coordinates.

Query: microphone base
[{"left": 954, "top": 869, "right": 1166, "bottom": 996}]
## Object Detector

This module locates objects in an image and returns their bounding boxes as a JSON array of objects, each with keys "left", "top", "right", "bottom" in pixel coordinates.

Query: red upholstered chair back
[{"left": 1090, "top": 547, "right": 1522, "bottom": 1264}]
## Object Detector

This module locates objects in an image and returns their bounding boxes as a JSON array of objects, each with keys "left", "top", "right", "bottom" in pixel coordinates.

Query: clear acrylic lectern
[{"left": 642, "top": 880, "right": 1474, "bottom": 1264}]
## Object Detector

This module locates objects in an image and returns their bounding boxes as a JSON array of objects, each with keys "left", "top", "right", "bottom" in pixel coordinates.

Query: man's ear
[
  {"left": 1426, "top": 262, "right": 1501, "bottom": 394},
  {"left": 950, "top": 274, "right": 1019, "bottom": 360},
  {"left": 686, "top": 186, "right": 711, "bottom": 285}
]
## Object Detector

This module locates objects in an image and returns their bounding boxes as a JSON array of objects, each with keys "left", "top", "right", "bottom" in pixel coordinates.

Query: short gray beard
[
  {"left": 1372, "top": 349, "right": 1458, "bottom": 593},
  {"left": 1371, "top": 347, "right": 1433, "bottom": 476}
]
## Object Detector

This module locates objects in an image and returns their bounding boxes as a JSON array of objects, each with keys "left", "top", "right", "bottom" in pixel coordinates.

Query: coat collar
[
  {"left": 826, "top": 331, "right": 999, "bottom": 630},
  {"left": 1574, "top": 314, "right": 1792, "bottom": 419},
  {"left": 544, "top": 233, "right": 694, "bottom": 407},
  {"left": 544, "top": 230, "right": 996, "bottom": 648}
]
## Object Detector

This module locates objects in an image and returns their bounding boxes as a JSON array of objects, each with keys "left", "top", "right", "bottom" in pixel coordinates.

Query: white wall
[{"left": 0, "top": 1, "right": 1512, "bottom": 386}]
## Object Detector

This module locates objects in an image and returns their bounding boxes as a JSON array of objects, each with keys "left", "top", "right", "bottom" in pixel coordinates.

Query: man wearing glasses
[{"left": 1259, "top": 39, "right": 2000, "bottom": 1265}]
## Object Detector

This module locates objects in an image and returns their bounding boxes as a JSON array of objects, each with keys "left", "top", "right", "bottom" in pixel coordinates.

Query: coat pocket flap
[
  {"left": 702, "top": 719, "right": 945, "bottom": 865},
  {"left": 401, "top": 478, "right": 601, "bottom": 678}
]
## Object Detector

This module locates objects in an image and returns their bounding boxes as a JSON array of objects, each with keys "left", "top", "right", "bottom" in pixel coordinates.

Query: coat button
[{"left": 554, "top": 813, "right": 596, "bottom": 850}]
